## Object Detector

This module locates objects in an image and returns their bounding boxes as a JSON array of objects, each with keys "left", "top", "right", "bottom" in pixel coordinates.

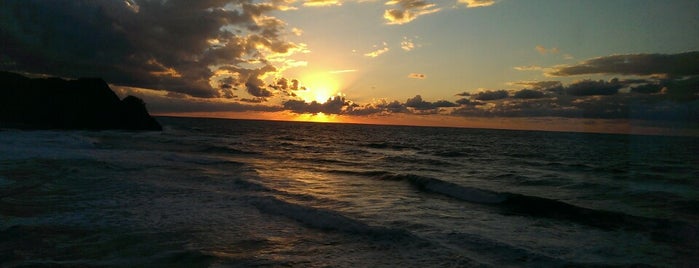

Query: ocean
[{"left": 1, "top": 116, "right": 698, "bottom": 267}]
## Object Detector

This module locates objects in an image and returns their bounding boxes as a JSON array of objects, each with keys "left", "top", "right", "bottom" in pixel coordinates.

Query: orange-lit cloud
[
  {"left": 401, "top": 37, "right": 417, "bottom": 51},
  {"left": 364, "top": 46, "right": 390, "bottom": 58},
  {"left": 458, "top": 0, "right": 496, "bottom": 8},
  {"left": 291, "top": 28, "right": 304, "bottom": 36},
  {"left": 304, "top": 0, "right": 342, "bottom": 7},
  {"left": 384, "top": 0, "right": 441, "bottom": 25},
  {"left": 408, "top": 73, "right": 426, "bottom": 79}
]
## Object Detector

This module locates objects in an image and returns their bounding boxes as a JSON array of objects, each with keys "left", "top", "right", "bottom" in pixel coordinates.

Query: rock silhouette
[{"left": 0, "top": 71, "right": 162, "bottom": 130}]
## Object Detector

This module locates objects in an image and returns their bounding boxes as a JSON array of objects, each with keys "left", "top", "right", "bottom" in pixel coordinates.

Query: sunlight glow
[
  {"left": 294, "top": 112, "right": 338, "bottom": 123},
  {"left": 296, "top": 73, "right": 341, "bottom": 103}
]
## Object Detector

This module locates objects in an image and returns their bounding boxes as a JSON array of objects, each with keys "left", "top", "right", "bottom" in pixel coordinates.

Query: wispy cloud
[
  {"left": 514, "top": 65, "right": 543, "bottom": 71},
  {"left": 536, "top": 45, "right": 560, "bottom": 55}
]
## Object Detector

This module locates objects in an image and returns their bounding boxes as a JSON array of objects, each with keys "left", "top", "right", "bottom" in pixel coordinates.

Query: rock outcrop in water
[{"left": 0, "top": 71, "right": 162, "bottom": 131}]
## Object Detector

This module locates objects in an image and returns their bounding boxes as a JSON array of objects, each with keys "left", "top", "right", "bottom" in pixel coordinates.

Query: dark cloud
[
  {"left": 450, "top": 77, "right": 698, "bottom": 123},
  {"left": 0, "top": 0, "right": 299, "bottom": 98},
  {"left": 660, "top": 76, "right": 699, "bottom": 101},
  {"left": 283, "top": 96, "right": 350, "bottom": 114},
  {"left": 279, "top": 94, "right": 461, "bottom": 116},
  {"left": 455, "top": 92, "right": 470, "bottom": 97},
  {"left": 564, "top": 79, "right": 622, "bottom": 96},
  {"left": 455, "top": 98, "right": 483, "bottom": 106},
  {"left": 405, "top": 95, "right": 433, "bottom": 110},
  {"left": 405, "top": 95, "right": 457, "bottom": 110},
  {"left": 382, "top": 100, "right": 410, "bottom": 113},
  {"left": 240, "top": 97, "right": 267, "bottom": 103},
  {"left": 547, "top": 51, "right": 699, "bottom": 77},
  {"left": 472, "top": 90, "right": 508, "bottom": 101},
  {"left": 512, "top": 81, "right": 563, "bottom": 91},
  {"left": 630, "top": 83, "right": 663, "bottom": 94},
  {"left": 512, "top": 89, "right": 545, "bottom": 99},
  {"left": 118, "top": 91, "right": 283, "bottom": 114},
  {"left": 451, "top": 94, "right": 698, "bottom": 123},
  {"left": 432, "top": 100, "right": 459, "bottom": 107}
]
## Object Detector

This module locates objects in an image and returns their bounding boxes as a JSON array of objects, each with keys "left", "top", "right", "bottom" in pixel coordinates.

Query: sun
[{"left": 296, "top": 73, "right": 340, "bottom": 103}]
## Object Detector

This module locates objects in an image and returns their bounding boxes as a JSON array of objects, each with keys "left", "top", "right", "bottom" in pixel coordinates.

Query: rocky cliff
[{"left": 0, "top": 71, "right": 162, "bottom": 130}]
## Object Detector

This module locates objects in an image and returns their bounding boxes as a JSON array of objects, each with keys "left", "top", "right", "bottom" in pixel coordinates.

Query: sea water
[{"left": 1, "top": 117, "right": 697, "bottom": 267}]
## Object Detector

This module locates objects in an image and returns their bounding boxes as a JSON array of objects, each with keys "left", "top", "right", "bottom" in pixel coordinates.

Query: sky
[{"left": 1, "top": 0, "right": 698, "bottom": 135}]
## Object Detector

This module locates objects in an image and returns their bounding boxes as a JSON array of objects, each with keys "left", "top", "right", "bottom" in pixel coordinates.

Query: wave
[
  {"left": 362, "top": 142, "right": 418, "bottom": 151},
  {"left": 380, "top": 155, "right": 455, "bottom": 167},
  {"left": 200, "top": 145, "right": 259, "bottom": 156},
  {"left": 248, "top": 195, "right": 412, "bottom": 240},
  {"left": 249, "top": 195, "right": 375, "bottom": 233},
  {"left": 380, "top": 173, "right": 507, "bottom": 204},
  {"left": 335, "top": 170, "right": 698, "bottom": 246},
  {"left": 325, "top": 169, "right": 394, "bottom": 178}
]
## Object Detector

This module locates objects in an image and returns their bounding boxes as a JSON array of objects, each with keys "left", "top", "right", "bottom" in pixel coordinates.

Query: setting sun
[{"left": 296, "top": 73, "right": 340, "bottom": 103}]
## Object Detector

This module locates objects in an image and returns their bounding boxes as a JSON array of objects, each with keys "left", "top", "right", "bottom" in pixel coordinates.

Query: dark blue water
[{"left": 1, "top": 117, "right": 698, "bottom": 267}]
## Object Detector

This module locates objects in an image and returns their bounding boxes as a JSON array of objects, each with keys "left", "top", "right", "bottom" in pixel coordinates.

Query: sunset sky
[{"left": 1, "top": 0, "right": 698, "bottom": 134}]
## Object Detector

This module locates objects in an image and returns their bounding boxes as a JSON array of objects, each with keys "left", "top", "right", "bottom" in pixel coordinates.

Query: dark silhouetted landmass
[{"left": 0, "top": 71, "right": 162, "bottom": 130}]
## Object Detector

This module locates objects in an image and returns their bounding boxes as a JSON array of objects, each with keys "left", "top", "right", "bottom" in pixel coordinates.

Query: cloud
[
  {"left": 458, "top": 0, "right": 496, "bottom": 8},
  {"left": 472, "top": 90, "right": 509, "bottom": 101},
  {"left": 304, "top": 0, "right": 342, "bottom": 7},
  {"left": 365, "top": 47, "right": 390, "bottom": 58},
  {"left": 565, "top": 79, "right": 622, "bottom": 96},
  {"left": 511, "top": 81, "right": 563, "bottom": 91},
  {"left": 512, "top": 89, "right": 545, "bottom": 99},
  {"left": 455, "top": 98, "right": 483, "bottom": 106},
  {"left": 283, "top": 96, "right": 350, "bottom": 114},
  {"left": 408, "top": 73, "right": 426, "bottom": 79},
  {"left": 384, "top": 0, "right": 441, "bottom": 25},
  {"left": 547, "top": 51, "right": 699, "bottom": 77},
  {"left": 450, "top": 77, "right": 698, "bottom": 123},
  {"left": 536, "top": 45, "right": 559, "bottom": 55},
  {"left": 280, "top": 94, "right": 457, "bottom": 115},
  {"left": 404, "top": 95, "right": 456, "bottom": 110},
  {"left": 630, "top": 83, "right": 663, "bottom": 94},
  {"left": 451, "top": 93, "right": 698, "bottom": 123},
  {"left": 114, "top": 86, "right": 282, "bottom": 114},
  {"left": 0, "top": 0, "right": 304, "bottom": 99},
  {"left": 514, "top": 65, "right": 543, "bottom": 71},
  {"left": 401, "top": 37, "right": 417, "bottom": 51},
  {"left": 291, "top": 28, "right": 304, "bottom": 36}
]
